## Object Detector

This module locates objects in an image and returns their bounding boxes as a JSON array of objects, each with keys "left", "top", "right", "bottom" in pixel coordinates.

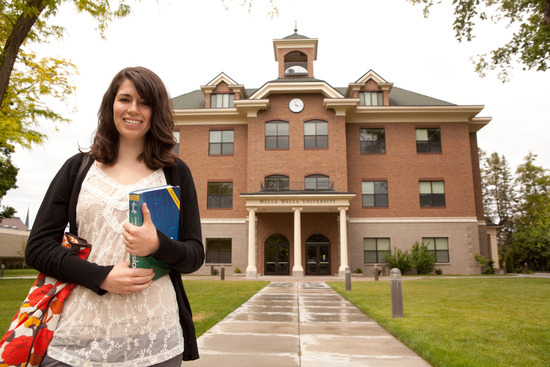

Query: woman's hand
[
  {"left": 100, "top": 261, "right": 154, "bottom": 294},
  {"left": 122, "top": 203, "right": 160, "bottom": 256}
]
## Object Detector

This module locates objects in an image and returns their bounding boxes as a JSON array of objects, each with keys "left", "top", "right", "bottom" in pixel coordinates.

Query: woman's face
[{"left": 113, "top": 79, "right": 152, "bottom": 144}]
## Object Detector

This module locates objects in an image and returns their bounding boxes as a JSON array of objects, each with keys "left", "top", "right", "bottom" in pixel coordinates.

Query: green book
[{"left": 128, "top": 185, "right": 180, "bottom": 280}]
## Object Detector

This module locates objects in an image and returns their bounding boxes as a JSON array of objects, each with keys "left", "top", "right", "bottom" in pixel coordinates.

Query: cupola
[{"left": 273, "top": 30, "right": 318, "bottom": 79}]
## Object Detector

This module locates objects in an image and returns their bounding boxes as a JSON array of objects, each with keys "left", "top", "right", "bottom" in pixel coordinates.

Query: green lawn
[
  {"left": 3, "top": 275, "right": 549, "bottom": 367},
  {"left": 0, "top": 277, "right": 268, "bottom": 339},
  {"left": 1, "top": 269, "right": 39, "bottom": 277},
  {"left": 329, "top": 278, "right": 550, "bottom": 367},
  {"left": 183, "top": 279, "right": 269, "bottom": 336},
  {"left": 0, "top": 278, "right": 36, "bottom": 331}
]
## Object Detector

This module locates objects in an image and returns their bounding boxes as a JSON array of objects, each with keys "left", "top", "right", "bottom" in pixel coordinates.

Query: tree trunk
[
  {"left": 545, "top": 0, "right": 550, "bottom": 25},
  {"left": 0, "top": 0, "right": 47, "bottom": 107}
]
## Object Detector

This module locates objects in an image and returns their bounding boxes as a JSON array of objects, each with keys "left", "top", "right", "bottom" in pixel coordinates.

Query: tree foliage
[
  {"left": 479, "top": 149, "right": 515, "bottom": 251},
  {"left": 408, "top": 0, "right": 550, "bottom": 81},
  {"left": 221, "top": 0, "right": 279, "bottom": 17},
  {"left": 0, "top": 0, "right": 134, "bottom": 199},
  {"left": 481, "top": 151, "right": 550, "bottom": 271},
  {"left": 510, "top": 153, "right": 550, "bottom": 271},
  {"left": 0, "top": 145, "right": 18, "bottom": 198}
]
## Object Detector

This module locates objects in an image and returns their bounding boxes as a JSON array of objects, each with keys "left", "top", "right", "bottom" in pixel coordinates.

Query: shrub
[
  {"left": 435, "top": 268, "right": 443, "bottom": 275},
  {"left": 474, "top": 253, "right": 495, "bottom": 274},
  {"left": 504, "top": 254, "right": 515, "bottom": 273},
  {"left": 385, "top": 247, "right": 412, "bottom": 274},
  {"left": 354, "top": 267, "right": 363, "bottom": 274},
  {"left": 411, "top": 241, "right": 436, "bottom": 274},
  {"left": 233, "top": 267, "right": 242, "bottom": 274}
]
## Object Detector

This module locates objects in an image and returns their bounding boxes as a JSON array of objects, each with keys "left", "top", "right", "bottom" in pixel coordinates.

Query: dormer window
[
  {"left": 359, "top": 91, "right": 383, "bottom": 106},
  {"left": 210, "top": 93, "right": 234, "bottom": 108},
  {"left": 284, "top": 51, "right": 308, "bottom": 76}
]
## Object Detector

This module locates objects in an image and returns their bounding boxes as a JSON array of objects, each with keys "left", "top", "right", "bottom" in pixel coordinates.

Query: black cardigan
[{"left": 25, "top": 153, "right": 205, "bottom": 361}]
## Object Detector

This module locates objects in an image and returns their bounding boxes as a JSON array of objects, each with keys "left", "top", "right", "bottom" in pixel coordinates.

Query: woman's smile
[{"left": 113, "top": 79, "right": 152, "bottom": 141}]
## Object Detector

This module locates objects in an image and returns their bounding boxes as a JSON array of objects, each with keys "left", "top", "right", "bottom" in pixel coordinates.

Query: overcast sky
[{"left": 4, "top": 0, "right": 549, "bottom": 227}]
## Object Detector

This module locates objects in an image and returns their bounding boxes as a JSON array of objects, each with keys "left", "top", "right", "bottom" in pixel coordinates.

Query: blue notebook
[{"left": 128, "top": 185, "right": 180, "bottom": 280}]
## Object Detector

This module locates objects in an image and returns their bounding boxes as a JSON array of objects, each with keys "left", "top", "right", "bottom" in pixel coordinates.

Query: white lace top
[{"left": 47, "top": 163, "right": 184, "bottom": 366}]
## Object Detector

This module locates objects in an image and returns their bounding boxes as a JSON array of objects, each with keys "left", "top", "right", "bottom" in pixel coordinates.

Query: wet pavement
[{"left": 188, "top": 282, "right": 431, "bottom": 366}]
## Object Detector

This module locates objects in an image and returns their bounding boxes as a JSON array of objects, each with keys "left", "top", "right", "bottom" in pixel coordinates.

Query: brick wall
[{"left": 346, "top": 122, "right": 478, "bottom": 218}]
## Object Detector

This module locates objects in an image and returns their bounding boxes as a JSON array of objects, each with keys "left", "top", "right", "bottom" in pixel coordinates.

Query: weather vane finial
[{"left": 294, "top": 21, "right": 298, "bottom": 34}]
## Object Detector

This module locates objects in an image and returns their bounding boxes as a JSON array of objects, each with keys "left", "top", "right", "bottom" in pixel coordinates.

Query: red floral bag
[{"left": 0, "top": 233, "right": 91, "bottom": 367}]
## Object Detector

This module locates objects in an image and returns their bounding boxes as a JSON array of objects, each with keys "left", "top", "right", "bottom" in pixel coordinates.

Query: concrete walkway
[{"left": 188, "top": 281, "right": 431, "bottom": 366}]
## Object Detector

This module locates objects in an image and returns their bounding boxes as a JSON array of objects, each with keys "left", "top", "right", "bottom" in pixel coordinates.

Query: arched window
[
  {"left": 265, "top": 121, "right": 289, "bottom": 149},
  {"left": 284, "top": 51, "right": 308, "bottom": 76},
  {"left": 264, "top": 175, "right": 289, "bottom": 191}
]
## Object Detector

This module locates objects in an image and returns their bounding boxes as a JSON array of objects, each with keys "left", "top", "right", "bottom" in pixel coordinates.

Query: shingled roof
[{"left": 171, "top": 83, "right": 454, "bottom": 109}]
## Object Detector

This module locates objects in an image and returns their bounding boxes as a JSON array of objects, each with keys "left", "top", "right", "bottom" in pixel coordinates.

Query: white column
[
  {"left": 338, "top": 207, "right": 349, "bottom": 276},
  {"left": 292, "top": 207, "right": 304, "bottom": 277},
  {"left": 246, "top": 208, "right": 257, "bottom": 277},
  {"left": 487, "top": 227, "right": 500, "bottom": 270}
]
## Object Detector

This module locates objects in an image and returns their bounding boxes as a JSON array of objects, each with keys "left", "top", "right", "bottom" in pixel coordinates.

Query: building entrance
[
  {"left": 264, "top": 234, "right": 290, "bottom": 275},
  {"left": 305, "top": 234, "right": 331, "bottom": 275}
]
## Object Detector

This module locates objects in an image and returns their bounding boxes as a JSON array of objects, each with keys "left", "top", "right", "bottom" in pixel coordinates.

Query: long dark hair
[{"left": 90, "top": 67, "right": 177, "bottom": 169}]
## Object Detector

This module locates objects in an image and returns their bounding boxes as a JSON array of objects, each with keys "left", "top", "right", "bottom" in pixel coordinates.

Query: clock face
[{"left": 289, "top": 98, "right": 304, "bottom": 113}]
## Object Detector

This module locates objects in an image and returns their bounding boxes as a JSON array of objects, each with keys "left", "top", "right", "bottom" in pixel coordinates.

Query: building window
[
  {"left": 362, "top": 181, "right": 388, "bottom": 207},
  {"left": 210, "top": 93, "right": 234, "bottom": 108},
  {"left": 359, "top": 91, "right": 383, "bottom": 106},
  {"left": 304, "top": 120, "right": 328, "bottom": 149},
  {"left": 206, "top": 238, "right": 232, "bottom": 263},
  {"left": 423, "top": 237, "right": 449, "bottom": 263},
  {"left": 172, "top": 130, "right": 180, "bottom": 155},
  {"left": 416, "top": 128, "right": 442, "bottom": 153},
  {"left": 360, "top": 128, "right": 385, "bottom": 154},
  {"left": 305, "top": 175, "right": 330, "bottom": 190},
  {"left": 419, "top": 181, "right": 445, "bottom": 207},
  {"left": 209, "top": 130, "right": 234, "bottom": 155},
  {"left": 364, "top": 238, "right": 390, "bottom": 263},
  {"left": 207, "top": 182, "right": 233, "bottom": 208},
  {"left": 265, "top": 121, "right": 289, "bottom": 149},
  {"left": 264, "top": 175, "right": 289, "bottom": 191}
]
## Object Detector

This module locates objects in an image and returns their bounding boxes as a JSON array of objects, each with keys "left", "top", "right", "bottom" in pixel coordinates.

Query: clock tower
[{"left": 273, "top": 31, "right": 318, "bottom": 79}]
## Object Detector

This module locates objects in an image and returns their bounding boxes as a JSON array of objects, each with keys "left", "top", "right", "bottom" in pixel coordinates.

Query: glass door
[
  {"left": 264, "top": 233, "right": 290, "bottom": 275},
  {"left": 305, "top": 234, "right": 331, "bottom": 276}
]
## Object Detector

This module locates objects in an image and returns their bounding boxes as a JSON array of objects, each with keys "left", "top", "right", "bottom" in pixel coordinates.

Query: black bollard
[
  {"left": 220, "top": 264, "right": 225, "bottom": 281},
  {"left": 0, "top": 263, "right": 4, "bottom": 278},
  {"left": 390, "top": 268, "right": 404, "bottom": 318},
  {"left": 502, "top": 262, "right": 507, "bottom": 275},
  {"left": 345, "top": 266, "right": 351, "bottom": 291},
  {"left": 374, "top": 264, "right": 379, "bottom": 281}
]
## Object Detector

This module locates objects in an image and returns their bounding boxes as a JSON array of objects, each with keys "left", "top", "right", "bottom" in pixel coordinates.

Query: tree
[
  {"left": 479, "top": 149, "right": 516, "bottom": 252},
  {"left": 0, "top": 0, "right": 134, "bottom": 197},
  {"left": 509, "top": 152, "right": 550, "bottom": 271},
  {"left": 0, "top": 205, "right": 16, "bottom": 220},
  {"left": 408, "top": 0, "right": 550, "bottom": 81}
]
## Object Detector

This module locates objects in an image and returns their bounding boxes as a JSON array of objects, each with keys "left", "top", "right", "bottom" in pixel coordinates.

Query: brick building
[{"left": 172, "top": 32, "right": 497, "bottom": 277}]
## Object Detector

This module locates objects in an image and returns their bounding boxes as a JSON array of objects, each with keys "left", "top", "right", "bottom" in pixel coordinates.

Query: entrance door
[
  {"left": 305, "top": 234, "right": 331, "bottom": 275},
  {"left": 264, "top": 234, "right": 290, "bottom": 275}
]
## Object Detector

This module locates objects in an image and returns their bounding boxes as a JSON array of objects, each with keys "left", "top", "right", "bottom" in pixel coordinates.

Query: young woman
[{"left": 25, "top": 67, "right": 204, "bottom": 366}]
